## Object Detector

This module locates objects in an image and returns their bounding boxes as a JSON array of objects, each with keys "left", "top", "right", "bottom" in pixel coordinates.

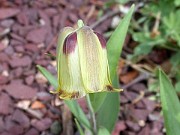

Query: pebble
[
  {"left": 4, "top": 81, "right": 37, "bottom": 99},
  {"left": 31, "top": 118, "right": 52, "bottom": 131},
  {"left": 0, "top": 8, "right": 20, "bottom": 19},
  {"left": 0, "top": 92, "right": 13, "bottom": 115}
]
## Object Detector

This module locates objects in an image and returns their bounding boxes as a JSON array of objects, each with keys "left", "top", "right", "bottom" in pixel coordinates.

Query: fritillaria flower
[{"left": 54, "top": 25, "right": 121, "bottom": 99}]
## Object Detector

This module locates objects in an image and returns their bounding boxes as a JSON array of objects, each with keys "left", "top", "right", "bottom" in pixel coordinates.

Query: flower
[{"left": 54, "top": 25, "right": 121, "bottom": 99}]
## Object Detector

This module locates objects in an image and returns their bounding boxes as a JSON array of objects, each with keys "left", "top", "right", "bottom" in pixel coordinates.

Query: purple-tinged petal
[
  {"left": 94, "top": 32, "right": 106, "bottom": 48},
  {"left": 63, "top": 32, "right": 77, "bottom": 54}
]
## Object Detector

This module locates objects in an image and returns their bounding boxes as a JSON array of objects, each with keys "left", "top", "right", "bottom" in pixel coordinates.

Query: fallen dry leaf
[
  {"left": 31, "top": 101, "right": 45, "bottom": 109},
  {"left": 120, "top": 70, "right": 139, "bottom": 84}
]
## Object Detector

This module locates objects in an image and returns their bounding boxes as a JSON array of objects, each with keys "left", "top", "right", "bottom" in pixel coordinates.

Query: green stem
[{"left": 86, "top": 94, "right": 97, "bottom": 135}]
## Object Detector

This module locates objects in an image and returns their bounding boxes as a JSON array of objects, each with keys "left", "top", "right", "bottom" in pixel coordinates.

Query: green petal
[
  {"left": 57, "top": 28, "right": 86, "bottom": 99},
  {"left": 77, "top": 26, "right": 107, "bottom": 93}
]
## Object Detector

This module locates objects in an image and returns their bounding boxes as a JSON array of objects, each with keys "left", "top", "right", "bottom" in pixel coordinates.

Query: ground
[{"left": 0, "top": 0, "right": 164, "bottom": 135}]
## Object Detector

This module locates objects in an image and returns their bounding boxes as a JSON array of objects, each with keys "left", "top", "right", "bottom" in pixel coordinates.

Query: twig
[
  {"left": 132, "top": 91, "right": 145, "bottom": 104},
  {"left": 122, "top": 73, "right": 149, "bottom": 90},
  {"left": 90, "top": 9, "right": 120, "bottom": 29},
  {"left": 86, "top": 94, "right": 97, "bottom": 134}
]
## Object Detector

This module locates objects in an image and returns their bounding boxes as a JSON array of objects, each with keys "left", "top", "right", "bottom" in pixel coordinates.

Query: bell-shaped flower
[{"left": 54, "top": 25, "right": 122, "bottom": 99}]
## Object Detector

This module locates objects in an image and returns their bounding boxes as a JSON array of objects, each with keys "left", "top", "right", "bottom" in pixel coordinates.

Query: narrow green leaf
[
  {"left": 89, "top": 5, "right": 134, "bottom": 113},
  {"left": 75, "top": 119, "right": 85, "bottom": 135},
  {"left": 98, "top": 127, "right": 110, "bottom": 135},
  {"left": 65, "top": 100, "right": 91, "bottom": 131},
  {"left": 37, "top": 65, "right": 91, "bottom": 131},
  {"left": 159, "top": 69, "right": 180, "bottom": 135}
]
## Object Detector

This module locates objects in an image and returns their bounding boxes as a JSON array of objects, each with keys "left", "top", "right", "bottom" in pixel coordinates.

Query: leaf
[
  {"left": 75, "top": 119, "right": 85, "bottom": 135},
  {"left": 134, "top": 43, "right": 153, "bottom": 55},
  {"left": 89, "top": 93, "right": 107, "bottom": 113},
  {"left": 37, "top": 65, "right": 91, "bottom": 131},
  {"left": 170, "top": 51, "right": 180, "bottom": 67},
  {"left": 89, "top": 4, "right": 134, "bottom": 113},
  {"left": 175, "top": 82, "right": 180, "bottom": 92},
  {"left": 97, "top": 92, "right": 120, "bottom": 132},
  {"left": 64, "top": 100, "right": 91, "bottom": 131},
  {"left": 159, "top": 69, "right": 180, "bottom": 135},
  {"left": 98, "top": 127, "right": 110, "bottom": 135}
]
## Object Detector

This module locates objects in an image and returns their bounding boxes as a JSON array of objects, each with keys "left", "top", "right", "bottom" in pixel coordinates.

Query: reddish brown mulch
[{"left": 0, "top": 0, "right": 164, "bottom": 135}]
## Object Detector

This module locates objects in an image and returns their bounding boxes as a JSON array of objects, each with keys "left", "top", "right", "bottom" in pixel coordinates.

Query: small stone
[
  {"left": 138, "top": 125, "right": 150, "bottom": 135},
  {"left": 0, "top": 8, "right": 20, "bottom": 19},
  {"left": 24, "top": 44, "right": 39, "bottom": 52},
  {"left": 0, "top": 92, "right": 13, "bottom": 115},
  {"left": 120, "top": 95, "right": 129, "bottom": 104},
  {"left": 14, "top": 45, "right": 24, "bottom": 53},
  {"left": 143, "top": 98, "right": 156, "bottom": 112},
  {"left": 4, "top": 116, "right": 23, "bottom": 135},
  {"left": 24, "top": 128, "right": 39, "bottom": 135},
  {"left": 133, "top": 109, "right": 149, "bottom": 121},
  {"left": 16, "top": 100, "right": 31, "bottom": 110},
  {"left": 0, "top": 28, "right": 10, "bottom": 37},
  {"left": 138, "top": 120, "right": 145, "bottom": 127},
  {"left": 124, "top": 91, "right": 138, "bottom": 101},
  {"left": 44, "top": 8, "right": 58, "bottom": 16},
  {"left": 0, "top": 19, "right": 14, "bottom": 28},
  {"left": 4, "top": 46, "right": 14, "bottom": 56},
  {"left": 16, "top": 12, "right": 29, "bottom": 25},
  {"left": 25, "top": 75, "right": 34, "bottom": 85},
  {"left": 9, "top": 56, "right": 32, "bottom": 68},
  {"left": 31, "top": 118, "right": 52, "bottom": 131},
  {"left": 4, "top": 81, "right": 37, "bottom": 99},
  {"left": 126, "top": 121, "right": 140, "bottom": 132},
  {"left": 130, "top": 83, "right": 146, "bottom": 92},
  {"left": 0, "top": 75, "right": 9, "bottom": 84},
  {"left": 0, "top": 42, "right": 8, "bottom": 52},
  {"left": 0, "top": 117, "right": 5, "bottom": 132},
  {"left": 0, "top": 53, "right": 9, "bottom": 62},
  {"left": 0, "top": 132, "right": 14, "bottom": 135},
  {"left": 12, "top": 109, "right": 30, "bottom": 128},
  {"left": 50, "top": 121, "right": 61, "bottom": 135},
  {"left": 2, "top": 70, "right": 9, "bottom": 77},
  {"left": 35, "top": 72, "right": 47, "bottom": 84},
  {"left": 26, "top": 28, "right": 47, "bottom": 44},
  {"left": 36, "top": 92, "right": 52, "bottom": 101},
  {"left": 112, "top": 121, "right": 126, "bottom": 135},
  {"left": 151, "top": 121, "right": 163, "bottom": 133},
  {"left": 26, "top": 109, "right": 44, "bottom": 119}
]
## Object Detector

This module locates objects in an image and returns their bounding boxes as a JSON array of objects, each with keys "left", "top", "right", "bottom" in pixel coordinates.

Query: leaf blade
[
  {"left": 89, "top": 4, "right": 135, "bottom": 114},
  {"left": 159, "top": 69, "right": 180, "bottom": 135}
]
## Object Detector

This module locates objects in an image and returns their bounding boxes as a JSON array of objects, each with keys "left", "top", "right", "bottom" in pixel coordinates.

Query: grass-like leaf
[
  {"left": 75, "top": 119, "right": 85, "bottom": 135},
  {"left": 92, "top": 5, "right": 134, "bottom": 132},
  {"left": 159, "top": 69, "right": 180, "bottom": 135}
]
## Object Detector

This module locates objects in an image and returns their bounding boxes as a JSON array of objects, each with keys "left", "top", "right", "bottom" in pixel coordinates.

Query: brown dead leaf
[
  {"left": 31, "top": 101, "right": 45, "bottom": 109},
  {"left": 117, "top": 59, "right": 125, "bottom": 75},
  {"left": 120, "top": 70, "right": 139, "bottom": 84}
]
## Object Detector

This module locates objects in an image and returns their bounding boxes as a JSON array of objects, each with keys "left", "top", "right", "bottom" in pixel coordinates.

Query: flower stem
[{"left": 86, "top": 94, "right": 97, "bottom": 135}]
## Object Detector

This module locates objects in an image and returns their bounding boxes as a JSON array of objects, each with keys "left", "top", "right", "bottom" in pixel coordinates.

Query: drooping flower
[{"left": 54, "top": 25, "right": 122, "bottom": 99}]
